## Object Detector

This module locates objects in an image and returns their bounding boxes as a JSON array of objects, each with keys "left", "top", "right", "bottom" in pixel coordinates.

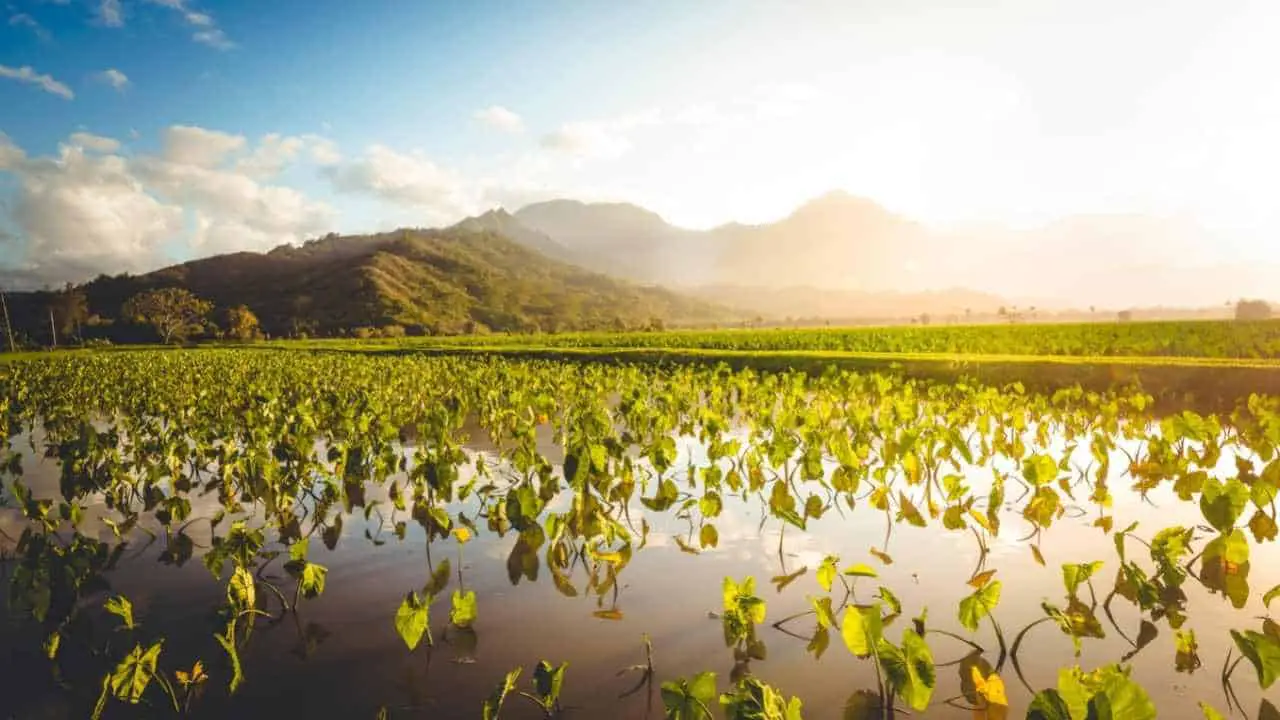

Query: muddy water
[{"left": 2, "top": 424, "right": 1277, "bottom": 720}]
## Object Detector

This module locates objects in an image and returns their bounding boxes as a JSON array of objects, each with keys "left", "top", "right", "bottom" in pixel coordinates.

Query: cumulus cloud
[
  {"left": 325, "top": 145, "right": 476, "bottom": 219},
  {"left": 0, "top": 64, "right": 74, "bottom": 100},
  {"left": 0, "top": 127, "right": 340, "bottom": 286},
  {"left": 98, "top": 0, "right": 122, "bottom": 27},
  {"left": 98, "top": 68, "right": 130, "bottom": 90},
  {"left": 162, "top": 125, "right": 247, "bottom": 167},
  {"left": 474, "top": 105, "right": 524, "bottom": 134},
  {"left": 67, "top": 132, "right": 122, "bottom": 153}
]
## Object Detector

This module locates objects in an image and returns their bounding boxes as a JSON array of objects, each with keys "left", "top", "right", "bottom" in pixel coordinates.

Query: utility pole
[
  {"left": 0, "top": 289, "right": 14, "bottom": 353},
  {"left": 48, "top": 306, "right": 58, "bottom": 349}
]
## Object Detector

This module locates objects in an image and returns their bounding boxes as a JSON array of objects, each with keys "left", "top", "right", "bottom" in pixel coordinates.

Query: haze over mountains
[{"left": 499, "top": 191, "right": 1274, "bottom": 313}]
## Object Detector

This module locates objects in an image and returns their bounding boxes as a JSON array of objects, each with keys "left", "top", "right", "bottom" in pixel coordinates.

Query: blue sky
[{"left": 1, "top": 0, "right": 1278, "bottom": 289}]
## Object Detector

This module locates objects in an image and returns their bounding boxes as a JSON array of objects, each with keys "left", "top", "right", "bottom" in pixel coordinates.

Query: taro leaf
[
  {"left": 700, "top": 492, "right": 723, "bottom": 519},
  {"left": 660, "top": 671, "right": 718, "bottom": 720},
  {"left": 450, "top": 590, "right": 478, "bottom": 629},
  {"left": 840, "top": 603, "right": 884, "bottom": 658},
  {"left": 1249, "top": 510, "right": 1278, "bottom": 543},
  {"left": 104, "top": 595, "right": 135, "bottom": 630},
  {"left": 1265, "top": 583, "right": 1280, "bottom": 609},
  {"left": 1056, "top": 664, "right": 1155, "bottom": 720},
  {"left": 1062, "top": 561, "right": 1104, "bottom": 598},
  {"left": 1175, "top": 629, "right": 1201, "bottom": 673},
  {"left": 1043, "top": 599, "right": 1105, "bottom": 655},
  {"left": 897, "top": 491, "right": 927, "bottom": 528},
  {"left": 958, "top": 581, "right": 1002, "bottom": 632},
  {"left": 969, "top": 666, "right": 1009, "bottom": 720},
  {"left": 842, "top": 690, "right": 883, "bottom": 720},
  {"left": 878, "top": 586, "right": 902, "bottom": 616},
  {"left": 770, "top": 567, "right": 808, "bottom": 593},
  {"left": 1201, "top": 529, "right": 1251, "bottom": 608},
  {"left": 869, "top": 547, "right": 894, "bottom": 565},
  {"left": 877, "top": 629, "right": 936, "bottom": 712},
  {"left": 817, "top": 556, "right": 838, "bottom": 592},
  {"left": 807, "top": 625, "right": 830, "bottom": 660},
  {"left": 959, "top": 652, "right": 995, "bottom": 705},
  {"left": 968, "top": 569, "right": 997, "bottom": 589},
  {"left": 482, "top": 667, "right": 522, "bottom": 720},
  {"left": 424, "top": 558, "right": 451, "bottom": 597},
  {"left": 533, "top": 660, "right": 568, "bottom": 705},
  {"left": 700, "top": 523, "right": 719, "bottom": 549},
  {"left": 109, "top": 642, "right": 163, "bottom": 705},
  {"left": 1230, "top": 629, "right": 1280, "bottom": 690},
  {"left": 1026, "top": 689, "right": 1071, "bottom": 720},
  {"left": 1199, "top": 703, "right": 1227, "bottom": 720},
  {"left": 843, "top": 563, "right": 878, "bottom": 578},
  {"left": 1022, "top": 454, "right": 1058, "bottom": 486},
  {"left": 299, "top": 563, "right": 327, "bottom": 599},
  {"left": 593, "top": 609, "right": 624, "bottom": 621},
  {"left": 395, "top": 591, "right": 431, "bottom": 650},
  {"left": 1260, "top": 700, "right": 1280, "bottom": 720},
  {"left": 719, "top": 676, "right": 803, "bottom": 720},
  {"left": 1200, "top": 477, "right": 1250, "bottom": 533},
  {"left": 228, "top": 566, "right": 255, "bottom": 611},
  {"left": 810, "top": 596, "right": 838, "bottom": 630}
]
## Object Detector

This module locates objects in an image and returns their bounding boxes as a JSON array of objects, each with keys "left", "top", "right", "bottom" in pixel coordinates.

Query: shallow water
[{"left": 3, "top": 419, "right": 1277, "bottom": 720}]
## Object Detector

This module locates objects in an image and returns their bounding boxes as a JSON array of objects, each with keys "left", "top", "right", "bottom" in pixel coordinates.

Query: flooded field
[{"left": 2, "top": 351, "right": 1278, "bottom": 719}]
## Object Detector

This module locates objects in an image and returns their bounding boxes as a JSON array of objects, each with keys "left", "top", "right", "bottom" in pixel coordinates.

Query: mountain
[
  {"left": 4, "top": 226, "right": 731, "bottom": 343},
  {"left": 513, "top": 200, "right": 710, "bottom": 285},
  {"left": 514, "top": 191, "right": 932, "bottom": 291},
  {"left": 511, "top": 193, "right": 1278, "bottom": 309}
]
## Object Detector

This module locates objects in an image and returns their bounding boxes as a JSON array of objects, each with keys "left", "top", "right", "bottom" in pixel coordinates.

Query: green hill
[{"left": 4, "top": 225, "right": 732, "bottom": 343}]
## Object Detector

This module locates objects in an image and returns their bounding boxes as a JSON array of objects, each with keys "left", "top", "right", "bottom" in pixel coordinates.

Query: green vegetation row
[
  {"left": 2, "top": 350, "right": 1279, "bottom": 718},
  {"left": 412, "top": 317, "right": 1280, "bottom": 359}
]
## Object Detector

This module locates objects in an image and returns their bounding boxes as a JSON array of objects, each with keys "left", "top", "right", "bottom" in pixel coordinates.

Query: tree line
[{"left": 0, "top": 285, "right": 262, "bottom": 350}]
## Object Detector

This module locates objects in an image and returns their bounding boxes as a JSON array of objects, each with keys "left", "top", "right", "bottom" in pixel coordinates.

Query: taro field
[{"left": 1, "top": 350, "right": 1278, "bottom": 719}]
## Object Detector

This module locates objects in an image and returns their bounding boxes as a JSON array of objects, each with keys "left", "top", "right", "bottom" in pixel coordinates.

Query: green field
[{"left": 401, "top": 318, "right": 1280, "bottom": 359}]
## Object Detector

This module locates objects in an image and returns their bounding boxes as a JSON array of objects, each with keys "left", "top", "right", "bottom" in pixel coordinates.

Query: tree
[
  {"left": 49, "top": 283, "right": 89, "bottom": 341},
  {"left": 221, "top": 305, "right": 262, "bottom": 341},
  {"left": 1235, "top": 299, "right": 1273, "bottom": 321},
  {"left": 122, "top": 288, "right": 213, "bottom": 344}
]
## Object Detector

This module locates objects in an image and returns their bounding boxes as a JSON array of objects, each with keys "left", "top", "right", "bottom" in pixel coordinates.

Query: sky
[{"left": 0, "top": 0, "right": 1278, "bottom": 288}]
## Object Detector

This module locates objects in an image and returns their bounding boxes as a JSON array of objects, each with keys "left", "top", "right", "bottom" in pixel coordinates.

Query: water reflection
[{"left": 3, "top": 394, "right": 1280, "bottom": 718}]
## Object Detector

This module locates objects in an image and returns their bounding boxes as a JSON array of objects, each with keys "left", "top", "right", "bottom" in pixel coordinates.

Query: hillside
[{"left": 4, "top": 226, "right": 732, "bottom": 343}]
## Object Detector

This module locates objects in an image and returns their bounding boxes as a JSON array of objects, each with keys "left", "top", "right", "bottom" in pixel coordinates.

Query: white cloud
[
  {"left": 474, "top": 105, "right": 524, "bottom": 134},
  {"left": 0, "top": 64, "right": 74, "bottom": 100},
  {"left": 538, "top": 112, "right": 659, "bottom": 160},
  {"left": 68, "top": 132, "right": 121, "bottom": 153},
  {"left": 9, "top": 13, "right": 51, "bottom": 41},
  {"left": 0, "top": 127, "right": 339, "bottom": 286},
  {"left": 302, "top": 134, "right": 342, "bottom": 165},
  {"left": 162, "top": 125, "right": 247, "bottom": 167},
  {"left": 8, "top": 144, "right": 184, "bottom": 284},
  {"left": 98, "top": 0, "right": 122, "bottom": 27},
  {"left": 234, "top": 133, "right": 305, "bottom": 178},
  {"left": 144, "top": 0, "right": 233, "bottom": 49},
  {"left": 193, "top": 28, "right": 233, "bottom": 50},
  {"left": 98, "top": 68, "right": 129, "bottom": 90},
  {"left": 325, "top": 145, "right": 476, "bottom": 219}
]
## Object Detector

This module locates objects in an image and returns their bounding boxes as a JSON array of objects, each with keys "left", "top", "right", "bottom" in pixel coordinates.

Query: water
[{"left": 3, "top": 418, "right": 1277, "bottom": 720}]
